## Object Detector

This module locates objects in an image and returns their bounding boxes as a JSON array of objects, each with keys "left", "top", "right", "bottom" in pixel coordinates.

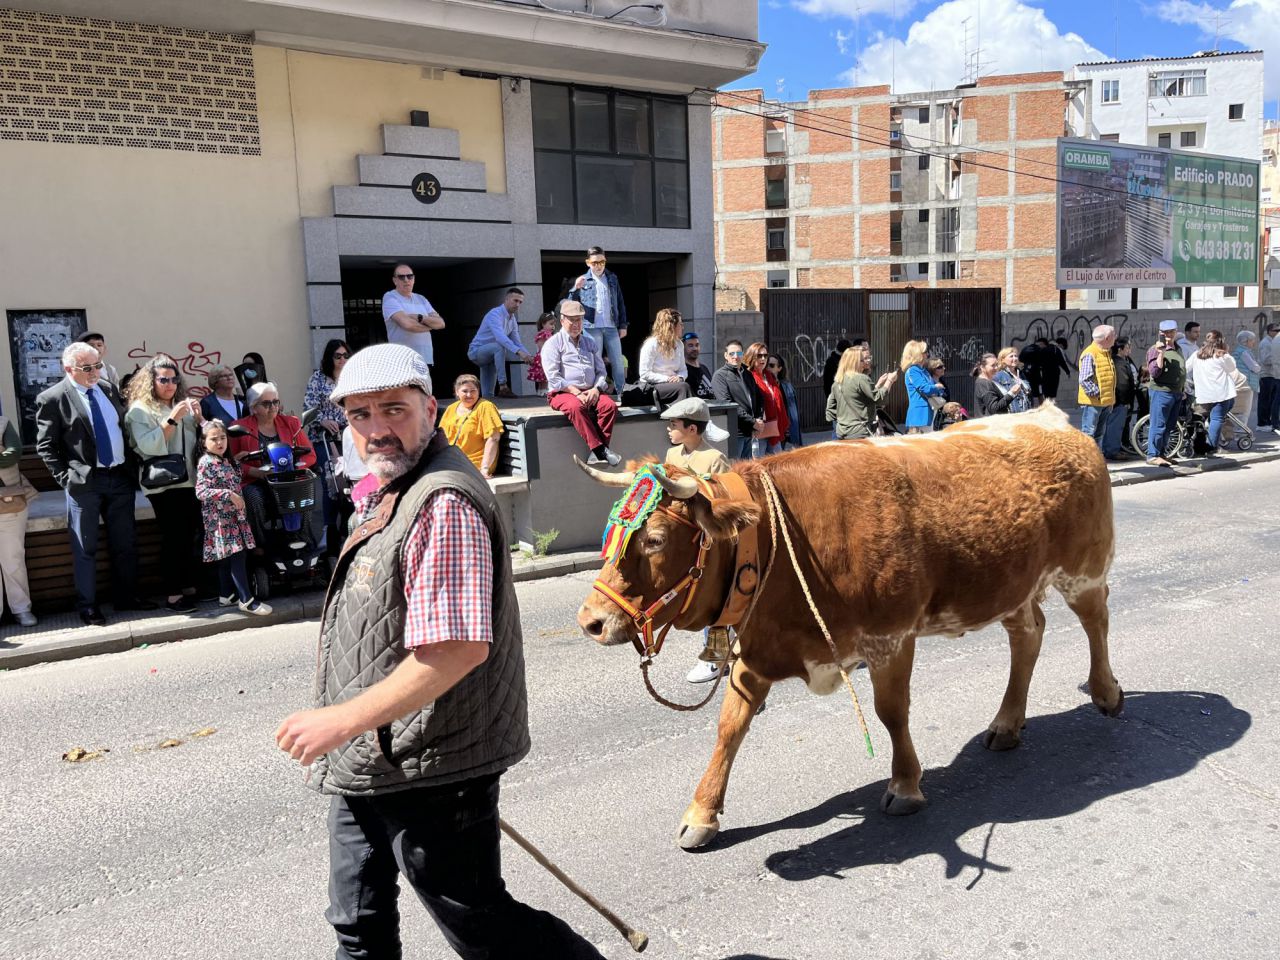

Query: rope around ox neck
[{"left": 757, "top": 471, "right": 875, "bottom": 758}]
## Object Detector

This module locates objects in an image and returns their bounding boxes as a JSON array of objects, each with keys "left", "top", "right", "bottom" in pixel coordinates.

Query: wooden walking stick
[{"left": 499, "top": 818, "right": 649, "bottom": 952}]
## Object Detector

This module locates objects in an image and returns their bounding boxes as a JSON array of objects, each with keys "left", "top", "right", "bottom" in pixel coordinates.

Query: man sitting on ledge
[{"left": 540, "top": 299, "right": 621, "bottom": 466}]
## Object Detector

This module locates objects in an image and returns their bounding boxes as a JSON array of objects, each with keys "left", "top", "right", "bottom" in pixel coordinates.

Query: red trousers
[{"left": 549, "top": 391, "right": 617, "bottom": 449}]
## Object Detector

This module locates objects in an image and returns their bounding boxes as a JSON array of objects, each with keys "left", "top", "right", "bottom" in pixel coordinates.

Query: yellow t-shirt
[
  {"left": 440, "top": 399, "right": 504, "bottom": 472},
  {"left": 664, "top": 443, "right": 730, "bottom": 476}
]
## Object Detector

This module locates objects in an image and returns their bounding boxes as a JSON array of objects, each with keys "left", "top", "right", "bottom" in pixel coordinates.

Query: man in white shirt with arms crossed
[{"left": 382, "top": 263, "right": 445, "bottom": 369}]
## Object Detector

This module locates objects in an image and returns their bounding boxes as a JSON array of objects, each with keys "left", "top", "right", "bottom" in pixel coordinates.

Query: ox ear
[{"left": 688, "top": 495, "right": 761, "bottom": 542}]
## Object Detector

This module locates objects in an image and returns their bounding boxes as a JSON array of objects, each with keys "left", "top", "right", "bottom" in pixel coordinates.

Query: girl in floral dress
[
  {"left": 526, "top": 312, "right": 557, "bottom": 394},
  {"left": 195, "top": 420, "right": 271, "bottom": 616}
]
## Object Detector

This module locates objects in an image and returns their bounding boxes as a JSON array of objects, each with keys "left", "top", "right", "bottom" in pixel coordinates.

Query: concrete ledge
[
  {"left": 358, "top": 154, "right": 488, "bottom": 191},
  {"left": 382, "top": 124, "right": 461, "bottom": 159},
  {"left": 333, "top": 184, "right": 512, "bottom": 222}
]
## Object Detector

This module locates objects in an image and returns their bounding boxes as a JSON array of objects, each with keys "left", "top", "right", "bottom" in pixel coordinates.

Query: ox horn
[
  {"left": 651, "top": 468, "right": 700, "bottom": 501},
  {"left": 573, "top": 455, "right": 635, "bottom": 488}
]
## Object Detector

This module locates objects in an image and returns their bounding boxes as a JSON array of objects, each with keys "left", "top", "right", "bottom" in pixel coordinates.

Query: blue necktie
[{"left": 85, "top": 388, "right": 115, "bottom": 468}]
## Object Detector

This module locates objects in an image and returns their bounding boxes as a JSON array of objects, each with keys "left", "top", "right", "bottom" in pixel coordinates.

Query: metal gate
[{"left": 761, "top": 287, "right": 1001, "bottom": 432}]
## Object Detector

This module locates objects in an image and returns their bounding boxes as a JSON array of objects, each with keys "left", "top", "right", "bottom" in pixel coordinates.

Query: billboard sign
[{"left": 1056, "top": 137, "right": 1259, "bottom": 288}]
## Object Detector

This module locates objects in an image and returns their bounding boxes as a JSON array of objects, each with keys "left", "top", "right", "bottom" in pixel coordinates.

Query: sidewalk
[{"left": 5, "top": 427, "right": 1278, "bottom": 673}]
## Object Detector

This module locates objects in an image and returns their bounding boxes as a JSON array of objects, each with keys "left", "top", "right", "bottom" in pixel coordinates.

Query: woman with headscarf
[{"left": 743, "top": 342, "right": 789, "bottom": 456}]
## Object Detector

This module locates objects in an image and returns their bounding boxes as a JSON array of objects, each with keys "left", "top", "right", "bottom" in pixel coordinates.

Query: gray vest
[{"left": 310, "top": 436, "right": 530, "bottom": 796}]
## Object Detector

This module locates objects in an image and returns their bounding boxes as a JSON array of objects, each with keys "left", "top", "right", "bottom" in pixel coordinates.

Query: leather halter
[{"left": 591, "top": 471, "right": 761, "bottom": 659}]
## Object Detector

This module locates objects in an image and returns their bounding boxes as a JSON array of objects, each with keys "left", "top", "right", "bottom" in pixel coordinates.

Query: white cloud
[
  {"left": 794, "top": 0, "right": 909, "bottom": 18},
  {"left": 841, "top": 0, "right": 1106, "bottom": 92},
  {"left": 1155, "top": 1, "right": 1280, "bottom": 102},
  {"left": 834, "top": 29, "right": 852, "bottom": 54}
]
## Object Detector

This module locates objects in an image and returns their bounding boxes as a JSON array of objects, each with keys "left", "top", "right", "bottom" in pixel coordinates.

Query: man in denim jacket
[{"left": 568, "top": 246, "right": 628, "bottom": 394}]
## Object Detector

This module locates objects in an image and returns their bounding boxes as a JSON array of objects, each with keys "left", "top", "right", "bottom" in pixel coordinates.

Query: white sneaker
[
  {"left": 586, "top": 450, "right": 608, "bottom": 465},
  {"left": 238, "top": 598, "right": 273, "bottom": 616},
  {"left": 218, "top": 595, "right": 237, "bottom": 607},
  {"left": 686, "top": 660, "right": 722, "bottom": 684},
  {"left": 15, "top": 610, "right": 37, "bottom": 627},
  {"left": 603, "top": 447, "right": 623, "bottom": 467}
]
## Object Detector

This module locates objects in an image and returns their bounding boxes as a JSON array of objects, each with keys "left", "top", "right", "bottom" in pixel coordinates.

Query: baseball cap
[
  {"left": 660, "top": 397, "right": 730, "bottom": 442},
  {"left": 330, "top": 344, "right": 433, "bottom": 406},
  {"left": 1159, "top": 319, "right": 1177, "bottom": 332},
  {"left": 681, "top": 331, "right": 700, "bottom": 342}
]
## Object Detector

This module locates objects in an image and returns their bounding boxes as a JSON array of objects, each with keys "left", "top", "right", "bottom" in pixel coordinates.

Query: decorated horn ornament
[{"left": 574, "top": 455, "right": 635, "bottom": 488}]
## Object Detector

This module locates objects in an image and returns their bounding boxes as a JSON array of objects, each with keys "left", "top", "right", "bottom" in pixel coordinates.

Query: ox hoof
[
  {"left": 1095, "top": 684, "right": 1125, "bottom": 718},
  {"left": 879, "top": 789, "right": 926, "bottom": 817},
  {"left": 676, "top": 821, "right": 720, "bottom": 850},
  {"left": 983, "top": 727, "right": 1022, "bottom": 751}
]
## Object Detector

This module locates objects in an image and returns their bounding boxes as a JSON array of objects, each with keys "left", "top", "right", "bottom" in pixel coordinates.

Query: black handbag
[{"left": 139, "top": 419, "right": 192, "bottom": 490}]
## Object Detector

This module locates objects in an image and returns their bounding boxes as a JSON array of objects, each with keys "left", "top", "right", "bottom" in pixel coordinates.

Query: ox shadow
[{"left": 707, "top": 691, "right": 1248, "bottom": 885}]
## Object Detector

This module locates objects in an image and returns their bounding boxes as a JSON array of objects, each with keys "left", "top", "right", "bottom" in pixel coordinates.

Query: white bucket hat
[{"left": 659, "top": 396, "right": 730, "bottom": 443}]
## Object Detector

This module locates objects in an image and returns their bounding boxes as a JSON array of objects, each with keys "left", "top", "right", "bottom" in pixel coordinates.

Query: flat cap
[
  {"left": 1159, "top": 319, "right": 1178, "bottom": 332},
  {"left": 330, "top": 344, "right": 433, "bottom": 406},
  {"left": 660, "top": 396, "right": 729, "bottom": 442}
]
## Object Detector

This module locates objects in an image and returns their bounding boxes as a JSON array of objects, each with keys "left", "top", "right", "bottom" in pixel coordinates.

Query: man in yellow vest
[{"left": 1077, "top": 324, "right": 1117, "bottom": 447}]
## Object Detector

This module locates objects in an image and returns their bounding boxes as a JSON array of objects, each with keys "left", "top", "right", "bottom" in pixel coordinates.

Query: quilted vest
[
  {"left": 310, "top": 435, "right": 530, "bottom": 796},
  {"left": 1077, "top": 342, "right": 1116, "bottom": 408}
]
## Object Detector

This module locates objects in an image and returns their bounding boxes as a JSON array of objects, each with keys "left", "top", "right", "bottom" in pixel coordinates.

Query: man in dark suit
[{"left": 35, "top": 342, "right": 154, "bottom": 625}]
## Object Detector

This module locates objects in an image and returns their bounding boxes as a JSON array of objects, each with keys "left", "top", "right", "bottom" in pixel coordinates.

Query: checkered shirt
[{"left": 356, "top": 486, "right": 493, "bottom": 649}]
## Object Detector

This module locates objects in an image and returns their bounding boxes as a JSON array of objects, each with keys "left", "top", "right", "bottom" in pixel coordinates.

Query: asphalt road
[{"left": 3, "top": 459, "right": 1278, "bottom": 960}]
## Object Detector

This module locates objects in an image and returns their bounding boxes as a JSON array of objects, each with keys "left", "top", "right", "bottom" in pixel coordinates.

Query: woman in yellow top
[{"left": 440, "top": 374, "right": 504, "bottom": 476}]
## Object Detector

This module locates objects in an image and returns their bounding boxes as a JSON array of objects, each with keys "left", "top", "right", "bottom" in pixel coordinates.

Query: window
[
  {"left": 1148, "top": 70, "right": 1207, "bottom": 98},
  {"left": 1100, "top": 133, "right": 1121, "bottom": 142},
  {"left": 918, "top": 154, "right": 930, "bottom": 170},
  {"left": 1181, "top": 130, "right": 1197, "bottom": 148},
  {"left": 918, "top": 209, "right": 930, "bottom": 223},
  {"left": 1101, "top": 80, "right": 1120, "bottom": 104},
  {"left": 890, "top": 172, "right": 902, "bottom": 191},
  {"left": 937, "top": 261, "right": 957, "bottom": 280},
  {"left": 1162, "top": 287, "right": 1183, "bottom": 301},
  {"left": 889, "top": 124, "right": 902, "bottom": 142},
  {"left": 765, "top": 178, "right": 787, "bottom": 209},
  {"left": 767, "top": 227, "right": 786, "bottom": 250},
  {"left": 1229, "top": 103, "right": 1244, "bottom": 121},
  {"left": 1224, "top": 286, "right": 1239, "bottom": 297},
  {"left": 890, "top": 221, "right": 902, "bottom": 242},
  {"left": 918, "top": 107, "right": 930, "bottom": 123},
  {"left": 1098, "top": 289, "right": 1116, "bottom": 302},
  {"left": 767, "top": 269, "right": 789, "bottom": 288},
  {"left": 1158, "top": 132, "right": 1171, "bottom": 149},
  {"left": 918, "top": 262, "right": 929, "bottom": 277},
  {"left": 531, "top": 81, "right": 689, "bottom": 227},
  {"left": 765, "top": 128, "right": 786, "bottom": 154}
]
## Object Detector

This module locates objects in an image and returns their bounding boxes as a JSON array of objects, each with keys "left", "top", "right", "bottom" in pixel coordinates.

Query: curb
[{"left": 1106, "top": 448, "right": 1280, "bottom": 487}]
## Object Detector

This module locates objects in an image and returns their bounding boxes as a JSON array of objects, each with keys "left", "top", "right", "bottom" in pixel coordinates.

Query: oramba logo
[{"left": 1063, "top": 149, "right": 1112, "bottom": 172}]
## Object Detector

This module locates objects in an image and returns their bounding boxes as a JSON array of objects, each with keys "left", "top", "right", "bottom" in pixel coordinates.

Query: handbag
[
  {"left": 756, "top": 419, "right": 780, "bottom": 440},
  {"left": 140, "top": 417, "right": 192, "bottom": 490}
]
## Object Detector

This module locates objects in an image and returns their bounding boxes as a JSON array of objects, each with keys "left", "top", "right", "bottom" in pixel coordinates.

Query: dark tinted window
[
  {"left": 576, "top": 157, "right": 653, "bottom": 227},
  {"left": 653, "top": 99, "right": 688, "bottom": 159},
  {"left": 531, "top": 83, "right": 571, "bottom": 150},
  {"left": 534, "top": 152, "right": 574, "bottom": 224},
  {"left": 573, "top": 89, "right": 611, "bottom": 152},
  {"left": 615, "top": 95, "right": 650, "bottom": 155}
]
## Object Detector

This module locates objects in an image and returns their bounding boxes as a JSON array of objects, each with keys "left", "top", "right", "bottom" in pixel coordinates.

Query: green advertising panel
[
  {"left": 1057, "top": 137, "right": 1260, "bottom": 289},
  {"left": 1167, "top": 153, "right": 1259, "bottom": 285}
]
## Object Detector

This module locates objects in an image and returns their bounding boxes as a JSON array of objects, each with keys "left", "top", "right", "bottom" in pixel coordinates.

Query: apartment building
[
  {"left": 1069, "top": 50, "right": 1265, "bottom": 309},
  {"left": 712, "top": 72, "right": 1070, "bottom": 313},
  {"left": 0, "top": 1, "right": 761, "bottom": 426}
]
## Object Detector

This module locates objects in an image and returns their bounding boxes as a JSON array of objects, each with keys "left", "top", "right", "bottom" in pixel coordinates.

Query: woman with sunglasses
[
  {"left": 743, "top": 342, "right": 789, "bottom": 457},
  {"left": 230, "top": 382, "right": 317, "bottom": 550},
  {"left": 303, "top": 340, "right": 351, "bottom": 556},
  {"left": 124, "top": 354, "right": 204, "bottom": 612}
]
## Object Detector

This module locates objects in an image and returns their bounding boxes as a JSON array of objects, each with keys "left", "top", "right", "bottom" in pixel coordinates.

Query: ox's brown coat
[{"left": 577, "top": 405, "right": 1123, "bottom": 849}]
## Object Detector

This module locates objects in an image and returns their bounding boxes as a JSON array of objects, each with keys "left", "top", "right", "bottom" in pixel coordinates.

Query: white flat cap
[{"left": 330, "top": 344, "right": 433, "bottom": 406}]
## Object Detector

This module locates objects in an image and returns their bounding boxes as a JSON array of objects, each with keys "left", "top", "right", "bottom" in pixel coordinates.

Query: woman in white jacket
[
  {"left": 1187, "top": 329, "right": 1238, "bottom": 453},
  {"left": 637, "top": 308, "right": 692, "bottom": 409}
]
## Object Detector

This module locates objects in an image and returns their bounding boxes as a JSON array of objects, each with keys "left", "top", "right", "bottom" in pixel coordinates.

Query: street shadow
[{"left": 705, "top": 691, "right": 1248, "bottom": 886}]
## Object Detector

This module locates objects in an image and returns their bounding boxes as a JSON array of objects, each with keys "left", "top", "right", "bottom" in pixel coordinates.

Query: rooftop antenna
[{"left": 1207, "top": 10, "right": 1230, "bottom": 51}]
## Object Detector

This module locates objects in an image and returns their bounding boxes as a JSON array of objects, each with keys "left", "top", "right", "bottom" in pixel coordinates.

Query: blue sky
[{"left": 732, "top": 0, "right": 1278, "bottom": 118}]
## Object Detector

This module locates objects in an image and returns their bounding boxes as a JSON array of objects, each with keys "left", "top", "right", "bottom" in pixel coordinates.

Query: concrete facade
[
  {"left": 1069, "top": 50, "right": 1265, "bottom": 311},
  {"left": 712, "top": 73, "right": 1068, "bottom": 313}
]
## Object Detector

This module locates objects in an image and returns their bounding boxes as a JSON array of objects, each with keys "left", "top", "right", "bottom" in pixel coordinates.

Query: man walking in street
[
  {"left": 541, "top": 299, "right": 621, "bottom": 466},
  {"left": 1077, "top": 325, "right": 1116, "bottom": 448},
  {"left": 568, "top": 247, "right": 627, "bottom": 394},
  {"left": 711, "top": 339, "right": 763, "bottom": 460},
  {"left": 1144, "top": 320, "right": 1186, "bottom": 467},
  {"left": 468, "top": 287, "right": 533, "bottom": 398},
  {"left": 382, "top": 263, "right": 445, "bottom": 370},
  {"left": 35, "top": 342, "right": 153, "bottom": 625},
  {"left": 1256, "top": 321, "right": 1280, "bottom": 432},
  {"left": 682, "top": 331, "right": 715, "bottom": 400},
  {"left": 275, "top": 344, "right": 604, "bottom": 960}
]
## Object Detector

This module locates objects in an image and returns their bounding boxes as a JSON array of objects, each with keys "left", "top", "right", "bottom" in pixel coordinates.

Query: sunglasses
[
  {"left": 256, "top": 399, "right": 281, "bottom": 408},
  {"left": 333, "top": 352, "right": 349, "bottom": 360},
  {"left": 155, "top": 376, "right": 179, "bottom": 385},
  {"left": 74, "top": 362, "right": 104, "bottom": 373},
  {"left": 587, "top": 259, "right": 607, "bottom": 266},
  {"left": 394, "top": 273, "right": 414, "bottom": 281}
]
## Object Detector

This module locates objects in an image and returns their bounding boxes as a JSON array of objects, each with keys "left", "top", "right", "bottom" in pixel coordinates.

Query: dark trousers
[
  {"left": 66, "top": 468, "right": 138, "bottom": 610},
  {"left": 649, "top": 380, "right": 691, "bottom": 410},
  {"left": 148, "top": 486, "right": 201, "bottom": 597},
  {"left": 1259, "top": 376, "right": 1278, "bottom": 427},
  {"left": 216, "top": 551, "right": 251, "bottom": 602},
  {"left": 548, "top": 392, "right": 617, "bottom": 450},
  {"left": 327, "top": 774, "right": 604, "bottom": 960}
]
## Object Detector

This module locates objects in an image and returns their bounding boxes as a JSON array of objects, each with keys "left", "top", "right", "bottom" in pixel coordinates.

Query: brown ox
[{"left": 576, "top": 404, "right": 1124, "bottom": 849}]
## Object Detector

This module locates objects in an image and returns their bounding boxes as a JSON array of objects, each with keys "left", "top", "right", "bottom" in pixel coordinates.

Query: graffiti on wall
[
  {"left": 127, "top": 341, "right": 223, "bottom": 397},
  {"left": 1005, "top": 310, "right": 1273, "bottom": 361}
]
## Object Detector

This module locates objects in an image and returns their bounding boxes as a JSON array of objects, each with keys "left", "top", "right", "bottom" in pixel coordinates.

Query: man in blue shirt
[
  {"left": 568, "top": 246, "right": 628, "bottom": 395},
  {"left": 467, "top": 288, "right": 534, "bottom": 399}
]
